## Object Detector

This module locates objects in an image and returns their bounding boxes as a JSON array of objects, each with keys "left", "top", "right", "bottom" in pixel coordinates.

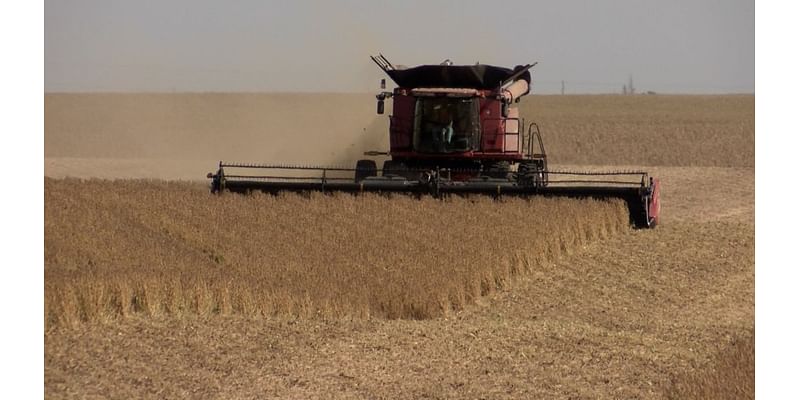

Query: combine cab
[{"left": 209, "top": 55, "right": 661, "bottom": 228}]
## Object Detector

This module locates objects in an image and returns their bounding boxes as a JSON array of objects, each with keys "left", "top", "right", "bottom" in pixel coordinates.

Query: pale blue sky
[{"left": 45, "top": 0, "right": 754, "bottom": 94}]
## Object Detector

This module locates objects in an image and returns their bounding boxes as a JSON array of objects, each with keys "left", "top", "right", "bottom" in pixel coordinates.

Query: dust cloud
[{"left": 45, "top": 93, "right": 391, "bottom": 180}]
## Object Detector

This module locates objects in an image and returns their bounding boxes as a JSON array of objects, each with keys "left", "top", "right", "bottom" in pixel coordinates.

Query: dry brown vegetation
[
  {"left": 521, "top": 95, "right": 754, "bottom": 167},
  {"left": 667, "top": 330, "right": 755, "bottom": 400},
  {"left": 45, "top": 209, "right": 754, "bottom": 399},
  {"left": 45, "top": 178, "right": 628, "bottom": 328},
  {"left": 44, "top": 94, "right": 753, "bottom": 180},
  {"left": 44, "top": 94, "right": 754, "bottom": 399}
]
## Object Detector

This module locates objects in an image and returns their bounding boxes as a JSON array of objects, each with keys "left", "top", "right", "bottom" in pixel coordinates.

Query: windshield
[{"left": 413, "top": 97, "right": 480, "bottom": 153}]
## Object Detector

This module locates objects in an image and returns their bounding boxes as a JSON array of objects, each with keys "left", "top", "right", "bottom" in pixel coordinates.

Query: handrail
[{"left": 526, "top": 122, "right": 546, "bottom": 160}]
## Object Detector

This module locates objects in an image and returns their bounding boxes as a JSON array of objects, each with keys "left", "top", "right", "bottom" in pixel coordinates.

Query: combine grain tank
[{"left": 208, "top": 54, "right": 661, "bottom": 228}]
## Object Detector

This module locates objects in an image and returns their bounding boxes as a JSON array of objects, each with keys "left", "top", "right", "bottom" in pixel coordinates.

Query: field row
[{"left": 45, "top": 178, "right": 629, "bottom": 328}]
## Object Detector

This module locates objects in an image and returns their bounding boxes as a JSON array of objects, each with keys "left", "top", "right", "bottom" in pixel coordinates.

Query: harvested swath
[
  {"left": 666, "top": 330, "right": 754, "bottom": 399},
  {"left": 44, "top": 178, "right": 629, "bottom": 328}
]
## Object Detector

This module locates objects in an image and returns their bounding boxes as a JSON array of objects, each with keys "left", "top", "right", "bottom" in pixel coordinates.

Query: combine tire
[
  {"left": 518, "top": 161, "right": 547, "bottom": 188},
  {"left": 485, "top": 161, "right": 511, "bottom": 179},
  {"left": 355, "top": 160, "right": 377, "bottom": 182},
  {"left": 382, "top": 160, "right": 407, "bottom": 178}
]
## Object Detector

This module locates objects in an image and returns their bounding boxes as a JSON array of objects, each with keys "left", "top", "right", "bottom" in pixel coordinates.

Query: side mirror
[
  {"left": 377, "top": 99, "right": 385, "bottom": 114},
  {"left": 501, "top": 101, "right": 509, "bottom": 118}
]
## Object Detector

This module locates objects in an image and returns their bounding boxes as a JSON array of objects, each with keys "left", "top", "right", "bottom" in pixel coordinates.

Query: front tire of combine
[
  {"left": 518, "top": 160, "right": 547, "bottom": 188},
  {"left": 355, "top": 159, "right": 377, "bottom": 182},
  {"left": 382, "top": 160, "right": 407, "bottom": 178},
  {"left": 486, "top": 161, "right": 511, "bottom": 180}
]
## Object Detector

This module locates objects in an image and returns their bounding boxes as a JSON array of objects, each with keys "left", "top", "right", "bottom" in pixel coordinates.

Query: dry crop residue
[
  {"left": 45, "top": 178, "right": 628, "bottom": 328},
  {"left": 44, "top": 216, "right": 754, "bottom": 399},
  {"left": 44, "top": 94, "right": 754, "bottom": 399},
  {"left": 521, "top": 95, "right": 754, "bottom": 167}
]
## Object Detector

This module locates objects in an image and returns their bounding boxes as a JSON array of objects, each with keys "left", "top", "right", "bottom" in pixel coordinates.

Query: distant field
[
  {"left": 520, "top": 95, "right": 754, "bottom": 167},
  {"left": 45, "top": 94, "right": 754, "bottom": 181}
]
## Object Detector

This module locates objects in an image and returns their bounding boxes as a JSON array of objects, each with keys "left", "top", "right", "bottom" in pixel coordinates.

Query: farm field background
[
  {"left": 44, "top": 94, "right": 754, "bottom": 399},
  {"left": 45, "top": 94, "right": 753, "bottom": 179}
]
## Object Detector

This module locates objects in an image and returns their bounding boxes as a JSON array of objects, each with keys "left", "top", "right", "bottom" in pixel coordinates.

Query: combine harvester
[{"left": 208, "top": 55, "right": 660, "bottom": 228}]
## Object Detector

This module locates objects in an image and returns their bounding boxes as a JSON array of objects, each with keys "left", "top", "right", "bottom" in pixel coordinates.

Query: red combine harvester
[{"left": 208, "top": 55, "right": 661, "bottom": 228}]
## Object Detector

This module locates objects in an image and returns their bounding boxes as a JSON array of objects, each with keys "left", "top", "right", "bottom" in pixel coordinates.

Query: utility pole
[
  {"left": 628, "top": 74, "right": 635, "bottom": 95},
  {"left": 561, "top": 80, "right": 565, "bottom": 95}
]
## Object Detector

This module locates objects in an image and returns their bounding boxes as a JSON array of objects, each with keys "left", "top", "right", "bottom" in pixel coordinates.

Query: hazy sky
[{"left": 45, "top": 0, "right": 754, "bottom": 94}]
